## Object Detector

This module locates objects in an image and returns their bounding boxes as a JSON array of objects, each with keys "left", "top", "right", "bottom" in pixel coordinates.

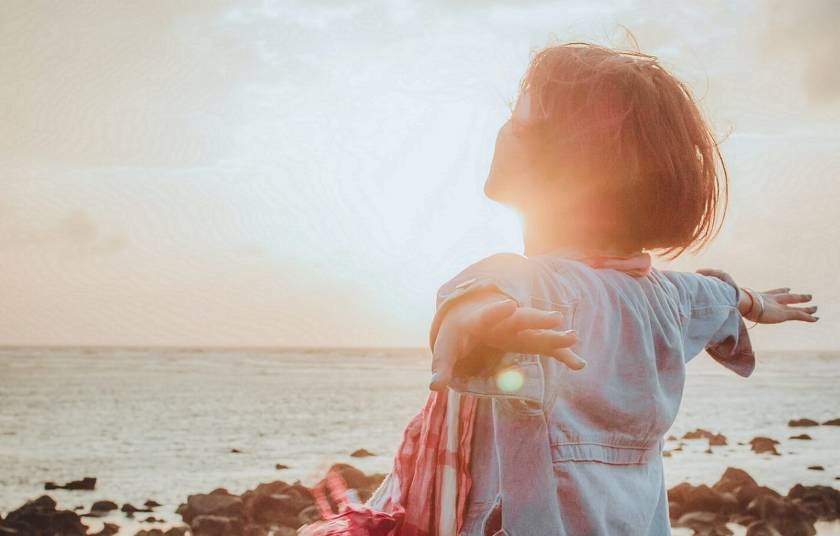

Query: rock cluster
[
  {"left": 174, "top": 463, "right": 386, "bottom": 536},
  {"left": 0, "top": 495, "right": 88, "bottom": 536},
  {"left": 668, "top": 467, "right": 840, "bottom": 536},
  {"left": 0, "top": 490, "right": 182, "bottom": 536},
  {"left": 3, "top": 447, "right": 837, "bottom": 536}
]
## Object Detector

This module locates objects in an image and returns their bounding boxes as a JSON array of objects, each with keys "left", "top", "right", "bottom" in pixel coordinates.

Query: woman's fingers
[
  {"left": 502, "top": 328, "right": 586, "bottom": 369},
  {"left": 467, "top": 298, "right": 518, "bottom": 332},
  {"left": 493, "top": 306, "right": 566, "bottom": 333},
  {"left": 774, "top": 292, "right": 813, "bottom": 305},
  {"left": 764, "top": 287, "right": 790, "bottom": 295},
  {"left": 786, "top": 305, "right": 819, "bottom": 322},
  {"left": 429, "top": 326, "right": 461, "bottom": 391},
  {"left": 514, "top": 328, "right": 577, "bottom": 354},
  {"left": 549, "top": 347, "right": 588, "bottom": 370}
]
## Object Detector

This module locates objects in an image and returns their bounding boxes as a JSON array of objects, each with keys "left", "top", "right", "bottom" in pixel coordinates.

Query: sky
[{"left": 2, "top": 0, "right": 839, "bottom": 350}]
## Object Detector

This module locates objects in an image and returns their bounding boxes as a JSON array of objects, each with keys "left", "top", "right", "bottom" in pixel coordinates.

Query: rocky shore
[
  {"left": 2, "top": 464, "right": 838, "bottom": 536},
  {"left": 2, "top": 417, "right": 839, "bottom": 536}
]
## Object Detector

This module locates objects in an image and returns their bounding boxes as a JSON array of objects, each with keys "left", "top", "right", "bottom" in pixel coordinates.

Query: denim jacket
[{"left": 429, "top": 251, "right": 754, "bottom": 536}]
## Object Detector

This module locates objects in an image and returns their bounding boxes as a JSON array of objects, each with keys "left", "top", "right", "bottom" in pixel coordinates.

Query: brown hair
[{"left": 514, "top": 41, "right": 728, "bottom": 258}]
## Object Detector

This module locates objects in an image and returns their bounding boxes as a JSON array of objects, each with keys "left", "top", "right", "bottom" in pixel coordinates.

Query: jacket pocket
[{"left": 550, "top": 439, "right": 663, "bottom": 465}]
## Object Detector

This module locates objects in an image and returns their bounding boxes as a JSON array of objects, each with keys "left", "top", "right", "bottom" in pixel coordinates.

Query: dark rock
[
  {"left": 275, "top": 464, "right": 290, "bottom": 470},
  {"left": 662, "top": 449, "right": 672, "bottom": 457},
  {"left": 67, "top": 477, "right": 97, "bottom": 490},
  {"left": 244, "top": 524, "right": 269, "bottom": 536},
  {"left": 191, "top": 514, "right": 243, "bottom": 536},
  {"left": 142, "top": 516, "right": 164, "bottom": 523},
  {"left": 91, "top": 500, "right": 119, "bottom": 513},
  {"left": 683, "top": 428, "right": 715, "bottom": 440},
  {"left": 44, "top": 477, "right": 97, "bottom": 491},
  {"left": 745, "top": 520, "right": 783, "bottom": 536},
  {"left": 789, "top": 434, "right": 812, "bottom": 440},
  {"left": 788, "top": 484, "right": 840, "bottom": 520},
  {"left": 709, "top": 434, "right": 727, "bottom": 446},
  {"left": 667, "top": 434, "right": 678, "bottom": 441},
  {"left": 736, "top": 486, "right": 781, "bottom": 510},
  {"left": 672, "top": 511, "right": 732, "bottom": 535},
  {"left": 144, "top": 500, "right": 161, "bottom": 508},
  {"left": 750, "top": 437, "right": 780, "bottom": 455},
  {"left": 787, "top": 484, "right": 840, "bottom": 521},
  {"left": 243, "top": 493, "right": 301, "bottom": 527},
  {"left": 807, "top": 465, "right": 825, "bottom": 471},
  {"left": 319, "top": 463, "right": 375, "bottom": 491},
  {"left": 788, "top": 418, "right": 819, "bottom": 427},
  {"left": 713, "top": 467, "right": 759, "bottom": 494},
  {"left": 250, "top": 480, "right": 289, "bottom": 496},
  {"left": 121, "top": 503, "right": 153, "bottom": 514},
  {"left": 822, "top": 418, "right": 840, "bottom": 426},
  {"left": 163, "top": 527, "right": 187, "bottom": 536},
  {"left": 0, "top": 495, "right": 88, "bottom": 536},
  {"left": 350, "top": 448, "right": 375, "bottom": 457},
  {"left": 746, "top": 495, "right": 816, "bottom": 536},
  {"left": 730, "top": 513, "right": 757, "bottom": 526},
  {"left": 230, "top": 448, "right": 242, "bottom": 454},
  {"left": 91, "top": 521, "right": 120, "bottom": 536},
  {"left": 176, "top": 493, "right": 243, "bottom": 525},
  {"left": 667, "top": 483, "right": 737, "bottom": 518}
]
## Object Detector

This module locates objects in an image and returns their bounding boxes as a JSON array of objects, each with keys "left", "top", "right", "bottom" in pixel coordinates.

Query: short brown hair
[{"left": 515, "top": 42, "right": 728, "bottom": 258}]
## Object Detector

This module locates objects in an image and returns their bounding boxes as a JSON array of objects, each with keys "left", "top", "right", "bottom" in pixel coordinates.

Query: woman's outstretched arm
[{"left": 697, "top": 268, "right": 818, "bottom": 324}]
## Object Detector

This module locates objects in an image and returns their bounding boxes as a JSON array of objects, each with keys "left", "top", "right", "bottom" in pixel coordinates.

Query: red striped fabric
[{"left": 299, "top": 389, "right": 477, "bottom": 536}]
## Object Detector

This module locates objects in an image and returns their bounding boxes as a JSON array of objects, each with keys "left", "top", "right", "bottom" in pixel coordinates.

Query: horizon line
[{"left": 0, "top": 344, "right": 838, "bottom": 356}]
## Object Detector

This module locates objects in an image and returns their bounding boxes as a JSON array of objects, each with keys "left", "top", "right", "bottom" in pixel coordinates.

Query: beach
[{"left": 1, "top": 347, "right": 839, "bottom": 534}]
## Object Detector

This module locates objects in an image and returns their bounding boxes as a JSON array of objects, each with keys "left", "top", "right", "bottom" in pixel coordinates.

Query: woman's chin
[{"left": 483, "top": 173, "right": 506, "bottom": 201}]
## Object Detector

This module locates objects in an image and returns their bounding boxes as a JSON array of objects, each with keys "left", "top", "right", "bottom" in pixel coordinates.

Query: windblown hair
[{"left": 515, "top": 41, "right": 728, "bottom": 258}]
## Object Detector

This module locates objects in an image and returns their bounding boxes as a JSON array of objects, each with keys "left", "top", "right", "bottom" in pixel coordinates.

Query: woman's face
[
  {"left": 484, "top": 92, "right": 560, "bottom": 214},
  {"left": 484, "top": 118, "right": 528, "bottom": 204},
  {"left": 483, "top": 106, "right": 593, "bottom": 227}
]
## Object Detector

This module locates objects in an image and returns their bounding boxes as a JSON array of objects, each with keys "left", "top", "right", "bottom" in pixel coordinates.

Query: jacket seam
[{"left": 550, "top": 441, "right": 656, "bottom": 450}]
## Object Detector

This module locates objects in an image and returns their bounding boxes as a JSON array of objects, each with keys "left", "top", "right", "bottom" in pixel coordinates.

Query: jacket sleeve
[
  {"left": 664, "top": 271, "right": 755, "bottom": 377},
  {"left": 428, "top": 253, "right": 547, "bottom": 404}
]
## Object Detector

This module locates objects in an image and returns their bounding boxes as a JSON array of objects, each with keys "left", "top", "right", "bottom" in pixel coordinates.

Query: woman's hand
[
  {"left": 429, "top": 292, "right": 584, "bottom": 391},
  {"left": 697, "top": 268, "right": 818, "bottom": 324},
  {"left": 744, "top": 287, "right": 818, "bottom": 324}
]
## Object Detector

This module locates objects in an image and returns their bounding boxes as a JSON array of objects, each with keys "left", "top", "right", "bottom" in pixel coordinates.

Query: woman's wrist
[
  {"left": 738, "top": 287, "right": 764, "bottom": 323},
  {"left": 737, "top": 286, "right": 753, "bottom": 317}
]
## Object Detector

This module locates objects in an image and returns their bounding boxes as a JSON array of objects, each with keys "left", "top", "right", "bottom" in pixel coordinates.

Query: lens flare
[{"left": 496, "top": 368, "right": 524, "bottom": 393}]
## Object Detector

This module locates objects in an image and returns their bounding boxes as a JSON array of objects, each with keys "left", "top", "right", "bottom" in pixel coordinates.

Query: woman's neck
[
  {"left": 522, "top": 216, "right": 631, "bottom": 257},
  {"left": 522, "top": 217, "right": 584, "bottom": 256}
]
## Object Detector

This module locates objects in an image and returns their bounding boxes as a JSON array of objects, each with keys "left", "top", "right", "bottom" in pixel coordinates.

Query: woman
[{"left": 303, "top": 41, "right": 817, "bottom": 536}]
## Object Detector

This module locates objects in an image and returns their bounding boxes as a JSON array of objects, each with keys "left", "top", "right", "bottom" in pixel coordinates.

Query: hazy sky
[{"left": 2, "top": 1, "right": 838, "bottom": 350}]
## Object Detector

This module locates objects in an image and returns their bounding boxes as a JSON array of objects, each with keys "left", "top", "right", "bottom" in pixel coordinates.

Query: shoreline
[{"left": 2, "top": 461, "right": 840, "bottom": 536}]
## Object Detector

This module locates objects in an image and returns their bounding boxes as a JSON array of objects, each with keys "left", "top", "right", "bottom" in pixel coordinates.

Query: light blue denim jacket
[{"left": 429, "top": 251, "right": 754, "bottom": 536}]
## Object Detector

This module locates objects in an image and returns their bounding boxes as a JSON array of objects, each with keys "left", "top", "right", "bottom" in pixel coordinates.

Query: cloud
[
  {"left": 760, "top": 0, "right": 840, "bottom": 104},
  {"left": 0, "top": 207, "right": 127, "bottom": 255}
]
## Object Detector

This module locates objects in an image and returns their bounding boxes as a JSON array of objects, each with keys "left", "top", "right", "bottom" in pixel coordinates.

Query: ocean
[{"left": 1, "top": 347, "right": 839, "bottom": 534}]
